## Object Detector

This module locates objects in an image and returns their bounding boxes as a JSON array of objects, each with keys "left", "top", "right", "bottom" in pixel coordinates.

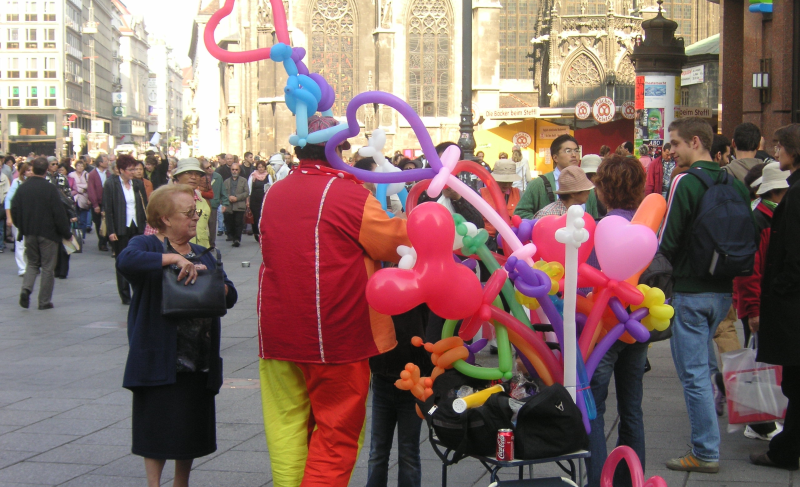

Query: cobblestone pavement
[{"left": 0, "top": 232, "right": 795, "bottom": 486}]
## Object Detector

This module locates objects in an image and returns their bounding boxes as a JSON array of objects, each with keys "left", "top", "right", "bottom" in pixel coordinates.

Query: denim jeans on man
[
  {"left": 585, "top": 339, "right": 648, "bottom": 487},
  {"left": 367, "top": 375, "right": 422, "bottom": 487},
  {"left": 670, "top": 292, "right": 732, "bottom": 462}
]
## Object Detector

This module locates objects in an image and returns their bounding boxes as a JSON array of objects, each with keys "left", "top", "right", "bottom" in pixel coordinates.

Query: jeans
[
  {"left": 670, "top": 292, "right": 732, "bottom": 462},
  {"left": 367, "top": 375, "right": 422, "bottom": 487},
  {"left": 585, "top": 340, "right": 648, "bottom": 487},
  {"left": 77, "top": 208, "right": 92, "bottom": 232},
  {"left": 217, "top": 206, "right": 226, "bottom": 233}
]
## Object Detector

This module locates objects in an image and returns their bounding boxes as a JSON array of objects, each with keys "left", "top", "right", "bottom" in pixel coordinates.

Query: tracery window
[
  {"left": 309, "top": 0, "right": 356, "bottom": 115},
  {"left": 561, "top": 52, "right": 604, "bottom": 107},
  {"left": 408, "top": 0, "right": 451, "bottom": 117},
  {"left": 499, "top": 0, "right": 537, "bottom": 79},
  {"left": 565, "top": 0, "right": 606, "bottom": 15},
  {"left": 614, "top": 55, "right": 635, "bottom": 103}
]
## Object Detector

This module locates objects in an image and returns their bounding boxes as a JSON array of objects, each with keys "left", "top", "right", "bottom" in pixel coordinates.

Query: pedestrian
[
  {"left": 68, "top": 160, "right": 92, "bottom": 235},
  {"left": 660, "top": 117, "right": 754, "bottom": 473},
  {"left": 711, "top": 135, "right": 732, "bottom": 168},
  {"left": 749, "top": 124, "right": 800, "bottom": 471},
  {"left": 103, "top": 154, "right": 148, "bottom": 305},
  {"left": 581, "top": 154, "right": 606, "bottom": 217},
  {"left": 638, "top": 145, "right": 653, "bottom": 169},
  {"left": 511, "top": 145, "right": 532, "bottom": 191},
  {"left": 1, "top": 155, "right": 13, "bottom": 180},
  {"left": 241, "top": 151, "right": 254, "bottom": 179},
  {"left": 5, "top": 162, "right": 31, "bottom": 275},
  {"left": 257, "top": 114, "right": 409, "bottom": 487},
  {"left": 515, "top": 135, "right": 599, "bottom": 219},
  {"left": 584, "top": 154, "right": 649, "bottom": 487},
  {"left": 533, "top": 165, "right": 594, "bottom": 219},
  {"left": 727, "top": 122, "right": 765, "bottom": 180},
  {"left": 12, "top": 157, "right": 72, "bottom": 310},
  {"left": 599, "top": 145, "right": 611, "bottom": 158},
  {"left": 247, "top": 160, "right": 274, "bottom": 243},
  {"left": 0, "top": 166, "right": 8, "bottom": 254},
  {"left": 133, "top": 160, "right": 154, "bottom": 198},
  {"left": 215, "top": 153, "right": 234, "bottom": 182},
  {"left": 51, "top": 161, "right": 77, "bottom": 279},
  {"left": 172, "top": 158, "right": 211, "bottom": 249},
  {"left": 87, "top": 153, "right": 111, "bottom": 251},
  {"left": 479, "top": 159, "right": 521, "bottom": 252},
  {"left": 117, "top": 184, "right": 238, "bottom": 487},
  {"left": 644, "top": 143, "right": 675, "bottom": 197},
  {"left": 202, "top": 159, "right": 225, "bottom": 248},
  {"left": 268, "top": 153, "right": 289, "bottom": 181},
  {"left": 221, "top": 163, "right": 249, "bottom": 247}
]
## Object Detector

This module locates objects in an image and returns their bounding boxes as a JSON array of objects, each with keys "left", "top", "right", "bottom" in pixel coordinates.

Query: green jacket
[
  {"left": 209, "top": 172, "right": 227, "bottom": 209},
  {"left": 514, "top": 170, "right": 599, "bottom": 219},
  {"left": 659, "top": 160, "right": 754, "bottom": 294}
]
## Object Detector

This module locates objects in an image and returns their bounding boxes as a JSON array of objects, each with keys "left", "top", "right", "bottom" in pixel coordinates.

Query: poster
[{"left": 634, "top": 75, "right": 677, "bottom": 158}]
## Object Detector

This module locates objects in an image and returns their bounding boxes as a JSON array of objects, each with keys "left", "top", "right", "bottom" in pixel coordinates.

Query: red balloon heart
[{"left": 531, "top": 213, "right": 596, "bottom": 266}]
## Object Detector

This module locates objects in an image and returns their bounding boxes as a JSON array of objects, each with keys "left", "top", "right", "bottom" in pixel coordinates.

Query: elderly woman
[
  {"left": 172, "top": 158, "right": 210, "bottom": 248},
  {"left": 117, "top": 185, "right": 237, "bottom": 487},
  {"left": 247, "top": 160, "right": 274, "bottom": 242},
  {"left": 533, "top": 165, "right": 595, "bottom": 219},
  {"left": 584, "top": 154, "right": 648, "bottom": 487},
  {"left": 68, "top": 160, "right": 92, "bottom": 235},
  {"left": 104, "top": 154, "right": 148, "bottom": 304}
]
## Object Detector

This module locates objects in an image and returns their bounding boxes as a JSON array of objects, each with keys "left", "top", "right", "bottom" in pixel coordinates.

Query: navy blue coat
[{"left": 117, "top": 235, "right": 237, "bottom": 392}]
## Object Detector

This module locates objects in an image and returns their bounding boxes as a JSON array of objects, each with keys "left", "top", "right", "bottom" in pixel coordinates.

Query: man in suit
[
  {"left": 222, "top": 163, "right": 249, "bottom": 247},
  {"left": 12, "top": 157, "right": 72, "bottom": 310},
  {"left": 87, "top": 153, "right": 111, "bottom": 251}
]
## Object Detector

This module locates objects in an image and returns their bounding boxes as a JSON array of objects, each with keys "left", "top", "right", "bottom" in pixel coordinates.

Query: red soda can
[{"left": 496, "top": 429, "right": 514, "bottom": 461}]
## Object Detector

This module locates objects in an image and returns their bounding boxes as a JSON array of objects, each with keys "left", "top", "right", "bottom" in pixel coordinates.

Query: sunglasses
[{"left": 178, "top": 208, "right": 202, "bottom": 219}]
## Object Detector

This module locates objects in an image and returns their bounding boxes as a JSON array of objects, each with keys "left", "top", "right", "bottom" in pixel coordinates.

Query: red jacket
[
  {"left": 645, "top": 157, "right": 664, "bottom": 196},
  {"left": 734, "top": 201, "right": 773, "bottom": 319},
  {"left": 257, "top": 160, "right": 410, "bottom": 364},
  {"left": 87, "top": 167, "right": 109, "bottom": 210}
]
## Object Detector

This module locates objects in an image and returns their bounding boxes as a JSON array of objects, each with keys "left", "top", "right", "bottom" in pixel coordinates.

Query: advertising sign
[
  {"left": 592, "top": 96, "right": 615, "bottom": 123},
  {"left": 634, "top": 75, "right": 678, "bottom": 157},
  {"left": 575, "top": 101, "right": 591, "bottom": 120},
  {"left": 681, "top": 65, "right": 705, "bottom": 86},
  {"left": 512, "top": 132, "right": 533, "bottom": 148}
]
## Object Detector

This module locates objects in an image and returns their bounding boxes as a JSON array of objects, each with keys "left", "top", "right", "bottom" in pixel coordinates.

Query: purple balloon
[
  {"left": 291, "top": 47, "right": 309, "bottom": 75},
  {"left": 325, "top": 91, "right": 441, "bottom": 183},
  {"left": 308, "top": 73, "right": 335, "bottom": 112}
]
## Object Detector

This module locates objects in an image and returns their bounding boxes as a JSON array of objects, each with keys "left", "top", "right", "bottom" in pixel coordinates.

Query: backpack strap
[
  {"left": 542, "top": 175, "right": 555, "bottom": 203},
  {"left": 686, "top": 167, "right": 720, "bottom": 189}
]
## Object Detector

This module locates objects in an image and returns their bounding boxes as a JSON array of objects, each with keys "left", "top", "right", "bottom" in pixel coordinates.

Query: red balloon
[
  {"left": 366, "top": 203, "right": 483, "bottom": 320},
  {"left": 531, "top": 213, "right": 596, "bottom": 266}
]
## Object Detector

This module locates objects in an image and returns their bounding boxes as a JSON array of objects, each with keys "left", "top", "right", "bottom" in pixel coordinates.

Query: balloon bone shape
[
  {"left": 365, "top": 203, "right": 483, "bottom": 320},
  {"left": 554, "top": 205, "right": 591, "bottom": 248},
  {"left": 203, "top": 0, "right": 291, "bottom": 63},
  {"left": 361, "top": 130, "right": 405, "bottom": 196},
  {"left": 459, "top": 268, "right": 508, "bottom": 341},
  {"left": 426, "top": 145, "right": 460, "bottom": 199}
]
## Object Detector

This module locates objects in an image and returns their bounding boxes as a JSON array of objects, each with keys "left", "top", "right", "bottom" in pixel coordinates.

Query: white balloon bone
[{"left": 359, "top": 129, "right": 405, "bottom": 196}]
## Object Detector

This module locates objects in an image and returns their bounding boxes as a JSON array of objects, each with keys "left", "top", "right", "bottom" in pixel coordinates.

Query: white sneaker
[{"left": 744, "top": 422, "right": 783, "bottom": 441}]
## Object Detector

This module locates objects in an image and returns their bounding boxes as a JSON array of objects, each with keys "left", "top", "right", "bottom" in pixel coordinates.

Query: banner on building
[{"left": 634, "top": 75, "right": 678, "bottom": 156}]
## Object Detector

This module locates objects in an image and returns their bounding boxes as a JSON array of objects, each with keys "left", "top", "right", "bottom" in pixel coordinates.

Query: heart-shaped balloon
[
  {"left": 594, "top": 216, "right": 657, "bottom": 282},
  {"left": 531, "top": 213, "right": 596, "bottom": 266}
]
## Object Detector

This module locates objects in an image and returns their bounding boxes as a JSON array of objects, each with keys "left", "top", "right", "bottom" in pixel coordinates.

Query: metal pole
[{"left": 457, "top": 0, "right": 475, "bottom": 161}]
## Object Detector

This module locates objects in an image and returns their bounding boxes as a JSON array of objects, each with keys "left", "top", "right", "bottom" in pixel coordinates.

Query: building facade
[
  {"left": 147, "top": 36, "right": 183, "bottom": 150},
  {"left": 189, "top": 0, "right": 718, "bottom": 157},
  {"left": 111, "top": 0, "right": 149, "bottom": 149}
]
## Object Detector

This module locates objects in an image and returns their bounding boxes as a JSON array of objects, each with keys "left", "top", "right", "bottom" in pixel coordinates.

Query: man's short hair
[
  {"left": 623, "top": 141, "right": 635, "bottom": 154},
  {"left": 733, "top": 122, "right": 761, "bottom": 152},
  {"left": 435, "top": 141, "right": 461, "bottom": 159},
  {"left": 663, "top": 143, "right": 671, "bottom": 151},
  {"left": 32, "top": 156, "right": 49, "bottom": 175},
  {"left": 244, "top": 151, "right": 253, "bottom": 158},
  {"left": 550, "top": 134, "right": 578, "bottom": 155},
  {"left": 667, "top": 117, "right": 714, "bottom": 152},
  {"left": 294, "top": 144, "right": 327, "bottom": 162},
  {"left": 710, "top": 134, "right": 731, "bottom": 160}
]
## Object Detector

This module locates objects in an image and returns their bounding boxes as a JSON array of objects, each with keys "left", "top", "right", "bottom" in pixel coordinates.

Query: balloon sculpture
[{"left": 204, "top": 0, "right": 674, "bottom": 436}]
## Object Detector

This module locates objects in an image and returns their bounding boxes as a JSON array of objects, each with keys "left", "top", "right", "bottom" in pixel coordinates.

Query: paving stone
[
  {"left": 18, "top": 418, "right": 117, "bottom": 436},
  {"left": 28, "top": 444, "right": 130, "bottom": 465},
  {"left": 194, "top": 450, "right": 271, "bottom": 473},
  {"left": 0, "top": 450, "right": 38, "bottom": 470},
  {"left": 59, "top": 474, "right": 151, "bottom": 487},
  {"left": 0, "top": 432, "right": 78, "bottom": 452},
  {"left": 0, "top": 461, "right": 96, "bottom": 485}
]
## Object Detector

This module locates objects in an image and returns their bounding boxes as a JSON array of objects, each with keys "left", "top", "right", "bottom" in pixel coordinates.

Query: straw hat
[
  {"left": 492, "top": 160, "right": 522, "bottom": 182},
  {"left": 173, "top": 157, "right": 204, "bottom": 177},
  {"left": 555, "top": 165, "right": 595, "bottom": 194},
  {"left": 580, "top": 154, "right": 602, "bottom": 174},
  {"left": 756, "top": 162, "right": 790, "bottom": 195}
]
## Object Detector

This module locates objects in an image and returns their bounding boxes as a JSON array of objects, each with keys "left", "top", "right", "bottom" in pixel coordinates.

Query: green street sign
[{"left": 113, "top": 106, "right": 126, "bottom": 117}]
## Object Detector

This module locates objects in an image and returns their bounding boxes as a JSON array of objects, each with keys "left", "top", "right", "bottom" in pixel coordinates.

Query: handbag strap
[{"left": 163, "top": 236, "right": 221, "bottom": 266}]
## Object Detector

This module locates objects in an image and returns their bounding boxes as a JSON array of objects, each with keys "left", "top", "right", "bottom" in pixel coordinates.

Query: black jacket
[
  {"left": 216, "top": 164, "right": 232, "bottom": 181},
  {"left": 369, "top": 305, "right": 432, "bottom": 379},
  {"left": 148, "top": 156, "right": 170, "bottom": 190},
  {"left": 10, "top": 176, "right": 71, "bottom": 243},
  {"left": 103, "top": 175, "right": 148, "bottom": 237},
  {"left": 759, "top": 169, "right": 800, "bottom": 366}
]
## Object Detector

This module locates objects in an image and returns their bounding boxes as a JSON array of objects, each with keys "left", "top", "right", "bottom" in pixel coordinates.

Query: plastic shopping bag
[{"left": 721, "top": 335, "right": 787, "bottom": 432}]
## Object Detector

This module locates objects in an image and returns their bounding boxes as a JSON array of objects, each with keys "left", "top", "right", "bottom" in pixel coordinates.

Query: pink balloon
[
  {"left": 594, "top": 216, "right": 657, "bottom": 282},
  {"left": 531, "top": 213, "right": 596, "bottom": 266},
  {"left": 601, "top": 446, "right": 667, "bottom": 487}
]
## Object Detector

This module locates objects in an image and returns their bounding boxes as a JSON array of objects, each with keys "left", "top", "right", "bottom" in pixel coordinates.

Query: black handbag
[{"left": 161, "top": 238, "right": 227, "bottom": 319}]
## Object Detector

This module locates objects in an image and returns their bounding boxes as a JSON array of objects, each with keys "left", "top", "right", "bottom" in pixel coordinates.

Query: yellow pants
[{"left": 259, "top": 358, "right": 369, "bottom": 487}]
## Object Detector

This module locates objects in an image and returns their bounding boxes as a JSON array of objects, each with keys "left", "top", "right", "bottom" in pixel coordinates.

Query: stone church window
[
  {"left": 309, "top": 0, "right": 356, "bottom": 115},
  {"left": 408, "top": 0, "right": 451, "bottom": 117},
  {"left": 662, "top": 0, "right": 693, "bottom": 42},
  {"left": 499, "top": 0, "right": 537, "bottom": 80},
  {"left": 561, "top": 52, "right": 604, "bottom": 106},
  {"left": 614, "top": 55, "right": 635, "bottom": 103}
]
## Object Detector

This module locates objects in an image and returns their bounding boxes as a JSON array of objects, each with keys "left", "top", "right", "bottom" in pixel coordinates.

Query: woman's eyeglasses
[{"left": 178, "top": 208, "right": 203, "bottom": 219}]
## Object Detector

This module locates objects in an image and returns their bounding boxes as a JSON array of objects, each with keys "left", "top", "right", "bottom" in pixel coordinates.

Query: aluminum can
[{"left": 496, "top": 429, "right": 514, "bottom": 461}]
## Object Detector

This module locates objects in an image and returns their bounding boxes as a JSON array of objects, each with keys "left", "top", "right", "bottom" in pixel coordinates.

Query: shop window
[{"left": 10, "top": 114, "right": 54, "bottom": 136}]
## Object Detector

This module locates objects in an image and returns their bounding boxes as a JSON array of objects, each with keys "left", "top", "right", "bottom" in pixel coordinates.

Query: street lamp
[{"left": 457, "top": 0, "right": 476, "bottom": 161}]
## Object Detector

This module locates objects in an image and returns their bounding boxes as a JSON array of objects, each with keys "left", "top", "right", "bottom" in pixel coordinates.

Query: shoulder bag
[{"left": 161, "top": 238, "right": 227, "bottom": 319}]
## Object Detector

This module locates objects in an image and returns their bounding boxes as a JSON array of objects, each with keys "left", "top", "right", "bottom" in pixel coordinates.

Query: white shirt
[
  {"left": 122, "top": 180, "right": 137, "bottom": 227},
  {"left": 97, "top": 168, "right": 107, "bottom": 186}
]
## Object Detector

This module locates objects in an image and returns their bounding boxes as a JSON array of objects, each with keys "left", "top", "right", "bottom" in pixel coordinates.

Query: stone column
[{"left": 472, "top": 0, "right": 502, "bottom": 118}]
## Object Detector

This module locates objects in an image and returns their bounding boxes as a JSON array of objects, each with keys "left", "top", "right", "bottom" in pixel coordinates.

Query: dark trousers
[
  {"left": 208, "top": 207, "right": 218, "bottom": 248},
  {"left": 223, "top": 210, "right": 245, "bottom": 242},
  {"left": 767, "top": 365, "right": 800, "bottom": 468},
  {"left": 112, "top": 224, "right": 138, "bottom": 302},
  {"left": 366, "top": 375, "right": 422, "bottom": 487},
  {"left": 54, "top": 242, "right": 70, "bottom": 278},
  {"left": 21, "top": 236, "right": 59, "bottom": 307},
  {"left": 92, "top": 210, "right": 109, "bottom": 248}
]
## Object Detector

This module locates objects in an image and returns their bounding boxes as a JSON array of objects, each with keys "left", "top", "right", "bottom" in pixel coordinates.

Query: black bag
[
  {"left": 161, "top": 238, "right": 227, "bottom": 319},
  {"left": 639, "top": 252, "right": 674, "bottom": 342},
  {"left": 71, "top": 223, "right": 83, "bottom": 254},
  {"left": 687, "top": 168, "right": 757, "bottom": 278},
  {"left": 514, "top": 382, "right": 589, "bottom": 459}
]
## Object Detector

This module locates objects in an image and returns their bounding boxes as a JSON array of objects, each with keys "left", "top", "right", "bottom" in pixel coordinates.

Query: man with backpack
[
  {"left": 514, "top": 134, "right": 599, "bottom": 219},
  {"left": 659, "top": 117, "right": 757, "bottom": 474}
]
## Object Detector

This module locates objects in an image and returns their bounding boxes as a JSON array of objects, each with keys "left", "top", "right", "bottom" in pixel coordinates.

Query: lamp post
[{"left": 457, "top": 0, "right": 475, "bottom": 161}]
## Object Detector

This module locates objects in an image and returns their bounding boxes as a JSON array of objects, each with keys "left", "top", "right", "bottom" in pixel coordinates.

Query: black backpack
[
  {"left": 514, "top": 383, "right": 588, "bottom": 459},
  {"left": 687, "top": 168, "right": 757, "bottom": 278}
]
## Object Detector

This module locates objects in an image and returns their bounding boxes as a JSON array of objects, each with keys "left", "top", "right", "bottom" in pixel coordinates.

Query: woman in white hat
[
  {"left": 173, "top": 158, "right": 211, "bottom": 249},
  {"left": 480, "top": 160, "right": 522, "bottom": 249},
  {"left": 533, "top": 165, "right": 594, "bottom": 220}
]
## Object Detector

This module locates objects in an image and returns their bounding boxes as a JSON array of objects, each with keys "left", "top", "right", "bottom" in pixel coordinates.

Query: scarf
[{"left": 252, "top": 170, "right": 269, "bottom": 182}]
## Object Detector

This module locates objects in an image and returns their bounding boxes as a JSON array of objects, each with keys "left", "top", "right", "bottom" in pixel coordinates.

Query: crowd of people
[{"left": 2, "top": 115, "right": 798, "bottom": 487}]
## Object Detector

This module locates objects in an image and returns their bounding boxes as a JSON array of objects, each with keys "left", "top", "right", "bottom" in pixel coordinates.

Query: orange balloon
[{"left": 625, "top": 194, "right": 667, "bottom": 286}]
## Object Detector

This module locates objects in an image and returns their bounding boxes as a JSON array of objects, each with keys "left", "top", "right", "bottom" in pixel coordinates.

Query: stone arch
[
  {"left": 559, "top": 49, "right": 605, "bottom": 107},
  {"left": 308, "top": 0, "right": 358, "bottom": 115},
  {"left": 406, "top": 0, "right": 453, "bottom": 117}
]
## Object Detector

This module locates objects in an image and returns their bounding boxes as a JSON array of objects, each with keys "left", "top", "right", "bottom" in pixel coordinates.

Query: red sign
[
  {"left": 622, "top": 101, "right": 636, "bottom": 120},
  {"left": 592, "top": 96, "right": 615, "bottom": 123},
  {"left": 635, "top": 76, "right": 645, "bottom": 110},
  {"left": 575, "top": 101, "right": 591, "bottom": 120}
]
